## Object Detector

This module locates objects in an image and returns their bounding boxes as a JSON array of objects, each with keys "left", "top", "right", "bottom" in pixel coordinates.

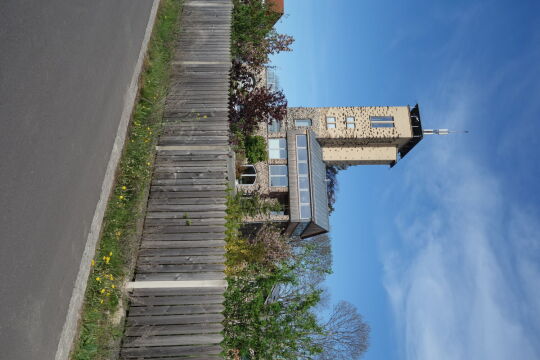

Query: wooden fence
[{"left": 120, "top": 0, "right": 232, "bottom": 358}]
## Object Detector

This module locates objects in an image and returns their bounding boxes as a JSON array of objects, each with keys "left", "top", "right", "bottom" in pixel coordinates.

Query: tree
[
  {"left": 315, "top": 301, "right": 371, "bottom": 360},
  {"left": 240, "top": 30, "right": 294, "bottom": 68},
  {"left": 223, "top": 264, "right": 324, "bottom": 359},
  {"left": 231, "top": 0, "right": 294, "bottom": 68},
  {"left": 325, "top": 165, "right": 348, "bottom": 213},
  {"left": 270, "top": 234, "right": 333, "bottom": 320},
  {"left": 230, "top": 86, "right": 287, "bottom": 135}
]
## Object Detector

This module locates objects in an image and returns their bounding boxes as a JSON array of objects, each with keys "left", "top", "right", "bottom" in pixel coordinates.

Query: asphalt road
[{"left": 0, "top": 1, "right": 155, "bottom": 358}]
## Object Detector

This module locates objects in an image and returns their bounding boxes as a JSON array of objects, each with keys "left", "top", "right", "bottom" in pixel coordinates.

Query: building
[
  {"left": 238, "top": 95, "right": 424, "bottom": 238},
  {"left": 264, "top": 0, "right": 284, "bottom": 24}
]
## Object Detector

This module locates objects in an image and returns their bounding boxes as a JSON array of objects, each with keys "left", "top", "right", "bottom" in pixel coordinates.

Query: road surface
[{"left": 0, "top": 1, "right": 155, "bottom": 358}]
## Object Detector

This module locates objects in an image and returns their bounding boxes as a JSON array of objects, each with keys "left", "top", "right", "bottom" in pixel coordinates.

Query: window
[
  {"left": 269, "top": 165, "right": 288, "bottom": 187},
  {"left": 238, "top": 165, "right": 256, "bottom": 185},
  {"left": 268, "top": 119, "right": 281, "bottom": 132},
  {"left": 370, "top": 116, "right": 394, "bottom": 128},
  {"left": 326, "top": 117, "right": 336, "bottom": 129},
  {"left": 268, "top": 138, "right": 287, "bottom": 159},
  {"left": 266, "top": 67, "right": 280, "bottom": 90},
  {"left": 346, "top": 116, "right": 355, "bottom": 129},
  {"left": 296, "top": 135, "right": 311, "bottom": 219},
  {"left": 270, "top": 193, "right": 289, "bottom": 216},
  {"left": 295, "top": 119, "right": 312, "bottom": 127}
]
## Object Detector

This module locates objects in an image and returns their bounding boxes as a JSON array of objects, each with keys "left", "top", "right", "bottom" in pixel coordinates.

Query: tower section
[{"left": 281, "top": 105, "right": 423, "bottom": 166}]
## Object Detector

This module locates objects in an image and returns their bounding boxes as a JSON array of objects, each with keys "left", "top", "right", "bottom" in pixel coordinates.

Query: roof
[
  {"left": 285, "top": 129, "right": 330, "bottom": 239},
  {"left": 397, "top": 104, "right": 424, "bottom": 160},
  {"left": 266, "top": 0, "right": 284, "bottom": 15},
  {"left": 303, "top": 130, "right": 330, "bottom": 238}
]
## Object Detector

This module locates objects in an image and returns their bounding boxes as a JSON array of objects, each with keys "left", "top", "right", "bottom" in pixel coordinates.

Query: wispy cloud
[{"left": 382, "top": 94, "right": 540, "bottom": 359}]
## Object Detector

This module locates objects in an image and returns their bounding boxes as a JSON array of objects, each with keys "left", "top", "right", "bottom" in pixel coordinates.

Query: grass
[{"left": 70, "top": 0, "right": 183, "bottom": 358}]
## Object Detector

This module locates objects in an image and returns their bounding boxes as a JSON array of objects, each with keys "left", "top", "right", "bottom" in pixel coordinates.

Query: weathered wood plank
[
  {"left": 152, "top": 169, "right": 227, "bottom": 176},
  {"left": 120, "top": 344, "right": 223, "bottom": 358},
  {"left": 136, "top": 263, "right": 225, "bottom": 273},
  {"left": 135, "top": 272, "right": 225, "bottom": 282},
  {"left": 150, "top": 184, "right": 228, "bottom": 192},
  {"left": 128, "top": 303, "right": 224, "bottom": 316},
  {"left": 122, "top": 333, "right": 223, "bottom": 348},
  {"left": 127, "top": 313, "right": 224, "bottom": 326},
  {"left": 124, "top": 323, "right": 223, "bottom": 337},
  {"left": 145, "top": 211, "right": 226, "bottom": 219},
  {"left": 153, "top": 166, "right": 225, "bottom": 174},
  {"left": 155, "top": 149, "right": 229, "bottom": 156},
  {"left": 144, "top": 219, "right": 226, "bottom": 227},
  {"left": 139, "top": 240, "right": 225, "bottom": 249},
  {"left": 122, "top": 354, "right": 222, "bottom": 360},
  {"left": 153, "top": 160, "right": 228, "bottom": 167},
  {"left": 147, "top": 203, "right": 226, "bottom": 211},
  {"left": 141, "top": 231, "right": 225, "bottom": 239},
  {"left": 150, "top": 179, "right": 226, "bottom": 186},
  {"left": 136, "top": 255, "right": 225, "bottom": 265},
  {"left": 129, "top": 295, "right": 225, "bottom": 306},
  {"left": 152, "top": 172, "right": 226, "bottom": 180},
  {"left": 131, "top": 287, "right": 225, "bottom": 296},
  {"left": 142, "top": 225, "right": 225, "bottom": 233},
  {"left": 138, "top": 247, "right": 225, "bottom": 257}
]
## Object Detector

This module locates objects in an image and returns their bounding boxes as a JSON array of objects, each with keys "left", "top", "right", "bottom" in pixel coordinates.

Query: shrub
[{"left": 244, "top": 135, "right": 268, "bottom": 163}]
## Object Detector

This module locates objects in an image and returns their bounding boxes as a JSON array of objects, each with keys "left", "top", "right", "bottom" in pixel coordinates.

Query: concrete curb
[{"left": 54, "top": 1, "right": 161, "bottom": 359}]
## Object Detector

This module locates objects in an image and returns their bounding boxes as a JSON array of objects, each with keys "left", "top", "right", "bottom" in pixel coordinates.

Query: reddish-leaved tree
[{"left": 230, "top": 85, "right": 287, "bottom": 135}]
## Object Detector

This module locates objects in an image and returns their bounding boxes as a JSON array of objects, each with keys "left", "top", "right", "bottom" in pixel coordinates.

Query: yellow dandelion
[
  {"left": 109, "top": 252, "right": 113, "bottom": 256},
  {"left": 111, "top": 285, "right": 115, "bottom": 289},
  {"left": 91, "top": 260, "right": 95, "bottom": 266},
  {"left": 105, "top": 257, "right": 110, "bottom": 264},
  {"left": 106, "top": 293, "right": 111, "bottom": 296},
  {"left": 119, "top": 195, "right": 124, "bottom": 200},
  {"left": 147, "top": 162, "right": 151, "bottom": 166},
  {"left": 110, "top": 275, "right": 114, "bottom": 281},
  {"left": 100, "top": 289, "right": 106, "bottom": 294},
  {"left": 96, "top": 277, "right": 101, "bottom": 281},
  {"left": 121, "top": 186, "right": 126, "bottom": 190}
]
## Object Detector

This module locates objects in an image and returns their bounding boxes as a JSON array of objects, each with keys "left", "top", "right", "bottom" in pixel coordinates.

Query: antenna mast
[{"left": 423, "top": 129, "right": 469, "bottom": 135}]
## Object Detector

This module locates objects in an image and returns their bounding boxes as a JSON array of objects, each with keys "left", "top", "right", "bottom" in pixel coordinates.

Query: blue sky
[{"left": 271, "top": 1, "right": 540, "bottom": 359}]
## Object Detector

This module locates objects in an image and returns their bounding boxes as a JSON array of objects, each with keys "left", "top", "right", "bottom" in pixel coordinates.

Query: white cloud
[{"left": 382, "top": 101, "right": 540, "bottom": 359}]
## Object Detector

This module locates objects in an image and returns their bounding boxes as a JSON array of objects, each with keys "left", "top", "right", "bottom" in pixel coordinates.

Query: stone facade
[
  {"left": 236, "top": 68, "right": 423, "bottom": 236},
  {"left": 289, "top": 106, "right": 412, "bottom": 142}
]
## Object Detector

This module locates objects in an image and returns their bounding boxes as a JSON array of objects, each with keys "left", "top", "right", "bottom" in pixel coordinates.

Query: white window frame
[
  {"left": 268, "top": 119, "right": 281, "bottom": 132},
  {"left": 346, "top": 116, "right": 355, "bottom": 129},
  {"left": 269, "top": 165, "right": 288, "bottom": 187},
  {"left": 238, "top": 165, "right": 257, "bottom": 185},
  {"left": 268, "top": 138, "right": 287, "bottom": 159},
  {"left": 326, "top": 117, "right": 336, "bottom": 129},
  {"left": 295, "top": 119, "right": 312, "bottom": 127},
  {"left": 296, "top": 135, "right": 311, "bottom": 219},
  {"left": 370, "top": 116, "right": 395, "bottom": 128}
]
